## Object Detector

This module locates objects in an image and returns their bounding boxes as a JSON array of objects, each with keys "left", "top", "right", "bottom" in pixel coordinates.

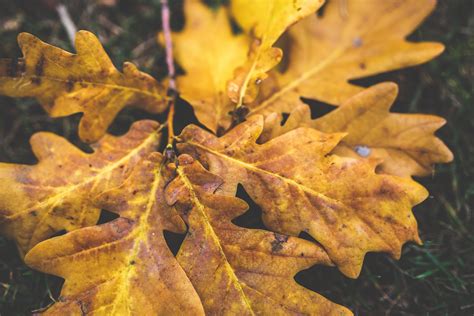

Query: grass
[{"left": 0, "top": 0, "right": 473, "bottom": 315}]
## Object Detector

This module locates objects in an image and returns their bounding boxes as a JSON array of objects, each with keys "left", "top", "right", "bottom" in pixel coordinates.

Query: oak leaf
[
  {"left": 177, "top": 116, "right": 428, "bottom": 278},
  {"left": 171, "top": 0, "right": 249, "bottom": 133},
  {"left": 25, "top": 154, "right": 351, "bottom": 315},
  {"left": 25, "top": 153, "right": 204, "bottom": 315},
  {"left": 0, "top": 31, "right": 167, "bottom": 142},
  {"left": 0, "top": 120, "right": 161, "bottom": 256},
  {"left": 227, "top": 0, "right": 325, "bottom": 106},
  {"left": 261, "top": 83, "right": 453, "bottom": 177},
  {"left": 247, "top": 0, "right": 445, "bottom": 117},
  {"left": 166, "top": 155, "right": 351, "bottom": 315}
]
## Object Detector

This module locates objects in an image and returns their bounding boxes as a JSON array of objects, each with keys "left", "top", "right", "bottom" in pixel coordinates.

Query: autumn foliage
[{"left": 0, "top": 0, "right": 452, "bottom": 314}]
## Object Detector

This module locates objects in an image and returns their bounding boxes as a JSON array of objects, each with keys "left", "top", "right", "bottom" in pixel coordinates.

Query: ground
[{"left": 0, "top": 0, "right": 473, "bottom": 315}]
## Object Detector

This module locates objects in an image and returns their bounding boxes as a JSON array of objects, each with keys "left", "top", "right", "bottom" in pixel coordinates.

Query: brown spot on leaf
[
  {"left": 35, "top": 54, "right": 45, "bottom": 77},
  {"left": 375, "top": 180, "right": 400, "bottom": 200},
  {"left": 78, "top": 300, "right": 88, "bottom": 315},
  {"left": 31, "top": 76, "right": 41, "bottom": 85},
  {"left": 66, "top": 78, "right": 74, "bottom": 92},
  {"left": 271, "top": 233, "right": 289, "bottom": 252}
]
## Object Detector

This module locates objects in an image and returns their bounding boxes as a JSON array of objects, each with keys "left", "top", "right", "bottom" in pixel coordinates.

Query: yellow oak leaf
[
  {"left": 0, "top": 31, "right": 167, "bottom": 142},
  {"left": 228, "top": 0, "right": 325, "bottom": 106},
  {"left": 0, "top": 120, "right": 161, "bottom": 256},
  {"left": 166, "top": 155, "right": 351, "bottom": 315},
  {"left": 177, "top": 116, "right": 428, "bottom": 278},
  {"left": 25, "top": 153, "right": 204, "bottom": 315},
  {"left": 171, "top": 0, "right": 249, "bottom": 133},
  {"left": 261, "top": 83, "right": 453, "bottom": 177},
  {"left": 248, "top": 0, "right": 445, "bottom": 117}
]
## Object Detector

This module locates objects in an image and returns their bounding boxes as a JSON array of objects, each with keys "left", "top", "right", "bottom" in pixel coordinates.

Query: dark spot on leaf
[
  {"left": 31, "top": 76, "right": 41, "bottom": 85},
  {"left": 79, "top": 300, "right": 88, "bottom": 315},
  {"left": 271, "top": 233, "right": 289, "bottom": 252},
  {"left": 66, "top": 78, "right": 74, "bottom": 92},
  {"left": 375, "top": 181, "right": 400, "bottom": 200},
  {"left": 34, "top": 54, "right": 45, "bottom": 77}
]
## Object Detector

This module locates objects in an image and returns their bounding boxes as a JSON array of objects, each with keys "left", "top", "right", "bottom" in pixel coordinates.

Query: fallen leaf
[
  {"left": 0, "top": 120, "right": 161, "bottom": 256},
  {"left": 177, "top": 116, "right": 428, "bottom": 278},
  {"left": 261, "top": 83, "right": 453, "bottom": 177},
  {"left": 25, "top": 153, "right": 204, "bottom": 315},
  {"left": 248, "top": 0, "right": 445, "bottom": 117},
  {"left": 171, "top": 0, "right": 249, "bottom": 133},
  {"left": 228, "top": 0, "right": 325, "bottom": 106},
  {"left": 166, "top": 154, "right": 351, "bottom": 315},
  {"left": 0, "top": 31, "right": 167, "bottom": 142}
]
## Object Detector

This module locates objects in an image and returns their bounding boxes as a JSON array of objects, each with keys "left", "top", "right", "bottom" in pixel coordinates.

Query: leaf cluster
[{"left": 0, "top": 0, "right": 453, "bottom": 314}]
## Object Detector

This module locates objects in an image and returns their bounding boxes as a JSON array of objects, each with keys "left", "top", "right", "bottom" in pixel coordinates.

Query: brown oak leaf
[
  {"left": 177, "top": 116, "right": 428, "bottom": 278},
  {"left": 261, "top": 83, "right": 453, "bottom": 177},
  {"left": 166, "top": 154, "right": 351, "bottom": 315}
]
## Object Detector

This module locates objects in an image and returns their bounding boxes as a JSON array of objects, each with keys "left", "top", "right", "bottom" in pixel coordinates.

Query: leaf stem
[
  {"left": 161, "top": 0, "right": 177, "bottom": 146},
  {"left": 166, "top": 100, "right": 175, "bottom": 145}
]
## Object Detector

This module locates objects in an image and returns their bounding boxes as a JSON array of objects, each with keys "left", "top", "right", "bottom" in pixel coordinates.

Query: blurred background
[{"left": 0, "top": 0, "right": 473, "bottom": 315}]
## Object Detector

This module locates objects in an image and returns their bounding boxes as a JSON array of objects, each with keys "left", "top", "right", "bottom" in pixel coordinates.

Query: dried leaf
[
  {"left": 171, "top": 0, "right": 249, "bottom": 133},
  {"left": 166, "top": 155, "right": 351, "bottom": 315},
  {"left": 25, "top": 153, "right": 205, "bottom": 315},
  {"left": 0, "top": 31, "right": 167, "bottom": 142},
  {"left": 248, "top": 0, "right": 444, "bottom": 116},
  {"left": 25, "top": 154, "right": 350, "bottom": 315},
  {"left": 262, "top": 83, "right": 453, "bottom": 177},
  {"left": 0, "top": 120, "right": 161, "bottom": 255},
  {"left": 178, "top": 116, "right": 428, "bottom": 278},
  {"left": 227, "top": 0, "right": 325, "bottom": 106}
]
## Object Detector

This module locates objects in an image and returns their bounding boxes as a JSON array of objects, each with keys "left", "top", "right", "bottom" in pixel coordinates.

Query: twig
[
  {"left": 56, "top": 3, "right": 77, "bottom": 45},
  {"left": 160, "top": 0, "right": 177, "bottom": 147}
]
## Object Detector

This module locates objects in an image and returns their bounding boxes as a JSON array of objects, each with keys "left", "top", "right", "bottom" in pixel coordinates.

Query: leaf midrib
[
  {"left": 1, "top": 73, "right": 164, "bottom": 100},
  {"left": 177, "top": 166, "right": 256, "bottom": 315},
  {"left": 186, "top": 140, "right": 348, "bottom": 210}
]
